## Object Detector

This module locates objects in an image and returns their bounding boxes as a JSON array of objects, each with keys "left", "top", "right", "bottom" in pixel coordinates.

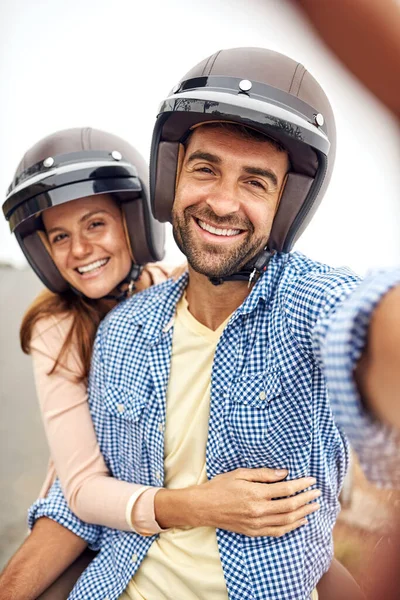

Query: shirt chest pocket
[
  {"left": 102, "top": 386, "right": 147, "bottom": 479},
  {"left": 227, "top": 369, "right": 312, "bottom": 478}
]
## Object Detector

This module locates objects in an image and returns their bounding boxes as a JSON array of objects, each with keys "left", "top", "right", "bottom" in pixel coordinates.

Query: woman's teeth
[
  {"left": 77, "top": 258, "right": 108, "bottom": 274},
  {"left": 197, "top": 219, "right": 241, "bottom": 237}
]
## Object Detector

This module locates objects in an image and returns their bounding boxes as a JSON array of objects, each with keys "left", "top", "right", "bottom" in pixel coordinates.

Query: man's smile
[{"left": 193, "top": 216, "right": 246, "bottom": 243}]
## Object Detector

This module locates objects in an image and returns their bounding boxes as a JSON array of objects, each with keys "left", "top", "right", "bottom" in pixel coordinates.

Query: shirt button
[
  {"left": 131, "top": 554, "right": 138, "bottom": 563},
  {"left": 158, "top": 422, "right": 164, "bottom": 433},
  {"left": 155, "top": 471, "right": 162, "bottom": 481},
  {"left": 259, "top": 391, "right": 266, "bottom": 400},
  {"left": 116, "top": 403, "right": 125, "bottom": 413}
]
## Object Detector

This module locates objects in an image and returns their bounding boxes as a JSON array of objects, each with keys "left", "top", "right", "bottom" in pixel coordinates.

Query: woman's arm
[{"left": 31, "top": 315, "right": 157, "bottom": 532}]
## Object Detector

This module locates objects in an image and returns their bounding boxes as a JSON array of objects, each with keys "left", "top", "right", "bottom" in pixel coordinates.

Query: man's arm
[
  {"left": 314, "top": 268, "right": 400, "bottom": 485},
  {"left": 0, "top": 478, "right": 102, "bottom": 600},
  {"left": 295, "top": 0, "right": 400, "bottom": 119},
  {"left": 355, "top": 285, "right": 400, "bottom": 429},
  {"left": 0, "top": 517, "right": 87, "bottom": 600}
]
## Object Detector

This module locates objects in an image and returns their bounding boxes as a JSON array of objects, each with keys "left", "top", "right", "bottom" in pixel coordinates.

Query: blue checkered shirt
[{"left": 29, "top": 252, "right": 400, "bottom": 600}]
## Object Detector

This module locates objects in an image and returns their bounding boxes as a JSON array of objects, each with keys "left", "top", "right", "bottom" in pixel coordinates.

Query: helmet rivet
[
  {"left": 43, "top": 157, "right": 54, "bottom": 168},
  {"left": 111, "top": 150, "right": 122, "bottom": 161},
  {"left": 171, "top": 83, "right": 181, "bottom": 94},
  {"left": 314, "top": 113, "right": 324, "bottom": 127},
  {"left": 239, "top": 79, "right": 252, "bottom": 92}
]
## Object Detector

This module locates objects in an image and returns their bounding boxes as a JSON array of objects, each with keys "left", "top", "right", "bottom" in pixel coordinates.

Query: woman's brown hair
[{"left": 20, "top": 288, "right": 113, "bottom": 383}]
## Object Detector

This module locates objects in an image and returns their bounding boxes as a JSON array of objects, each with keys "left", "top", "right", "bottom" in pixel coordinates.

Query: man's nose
[
  {"left": 70, "top": 233, "right": 92, "bottom": 258},
  {"left": 205, "top": 181, "right": 240, "bottom": 216}
]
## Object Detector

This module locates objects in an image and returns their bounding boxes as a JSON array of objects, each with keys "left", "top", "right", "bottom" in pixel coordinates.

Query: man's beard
[{"left": 172, "top": 205, "right": 267, "bottom": 279}]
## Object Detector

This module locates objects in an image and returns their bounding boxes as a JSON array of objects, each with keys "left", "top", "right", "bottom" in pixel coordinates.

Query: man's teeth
[
  {"left": 77, "top": 259, "right": 108, "bottom": 274},
  {"left": 198, "top": 219, "right": 241, "bottom": 237}
]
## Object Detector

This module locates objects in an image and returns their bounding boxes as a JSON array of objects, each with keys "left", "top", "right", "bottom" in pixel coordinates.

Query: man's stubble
[{"left": 172, "top": 205, "right": 268, "bottom": 279}]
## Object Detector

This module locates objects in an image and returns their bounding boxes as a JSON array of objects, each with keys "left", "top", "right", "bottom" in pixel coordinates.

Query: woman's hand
[
  {"left": 137, "top": 262, "right": 187, "bottom": 290},
  {"left": 154, "top": 467, "right": 321, "bottom": 538}
]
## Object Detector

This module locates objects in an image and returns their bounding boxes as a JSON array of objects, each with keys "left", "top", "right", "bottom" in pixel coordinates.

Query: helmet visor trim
[
  {"left": 4, "top": 166, "right": 141, "bottom": 229},
  {"left": 7, "top": 178, "right": 143, "bottom": 234},
  {"left": 175, "top": 76, "right": 323, "bottom": 129},
  {"left": 158, "top": 90, "right": 330, "bottom": 155}
]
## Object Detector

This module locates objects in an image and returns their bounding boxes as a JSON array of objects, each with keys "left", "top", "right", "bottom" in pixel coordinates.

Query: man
[{"left": 2, "top": 47, "right": 400, "bottom": 599}]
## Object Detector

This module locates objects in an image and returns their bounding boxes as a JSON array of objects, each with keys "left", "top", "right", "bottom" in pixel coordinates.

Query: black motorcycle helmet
[
  {"left": 150, "top": 47, "right": 335, "bottom": 281},
  {"left": 3, "top": 127, "right": 165, "bottom": 294}
]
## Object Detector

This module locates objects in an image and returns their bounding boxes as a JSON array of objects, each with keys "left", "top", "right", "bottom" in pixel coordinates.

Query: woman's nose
[{"left": 70, "top": 234, "right": 92, "bottom": 258}]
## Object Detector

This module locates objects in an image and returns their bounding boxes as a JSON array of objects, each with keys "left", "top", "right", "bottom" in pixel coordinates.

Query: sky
[{"left": 0, "top": 0, "right": 399, "bottom": 275}]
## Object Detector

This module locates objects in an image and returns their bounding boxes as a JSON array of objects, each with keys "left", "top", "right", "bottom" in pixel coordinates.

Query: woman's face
[{"left": 42, "top": 194, "right": 132, "bottom": 299}]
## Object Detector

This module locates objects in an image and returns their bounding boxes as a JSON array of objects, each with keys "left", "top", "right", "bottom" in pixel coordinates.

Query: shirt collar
[
  {"left": 234, "top": 252, "right": 288, "bottom": 318},
  {"left": 127, "top": 271, "right": 189, "bottom": 340},
  {"left": 126, "top": 253, "right": 287, "bottom": 338}
]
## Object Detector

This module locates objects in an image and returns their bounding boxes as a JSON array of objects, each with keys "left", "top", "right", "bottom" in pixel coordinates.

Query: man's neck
[{"left": 185, "top": 266, "right": 251, "bottom": 331}]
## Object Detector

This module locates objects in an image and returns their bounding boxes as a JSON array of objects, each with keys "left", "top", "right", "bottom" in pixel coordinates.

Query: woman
[{"left": 2, "top": 127, "right": 364, "bottom": 599}]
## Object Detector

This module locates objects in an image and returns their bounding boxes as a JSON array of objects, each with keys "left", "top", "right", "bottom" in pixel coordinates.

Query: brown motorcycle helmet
[
  {"left": 150, "top": 47, "right": 335, "bottom": 257},
  {"left": 3, "top": 127, "right": 165, "bottom": 294}
]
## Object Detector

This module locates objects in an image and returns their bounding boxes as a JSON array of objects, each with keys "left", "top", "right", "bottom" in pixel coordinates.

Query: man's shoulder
[
  {"left": 255, "top": 251, "right": 361, "bottom": 316},
  {"left": 275, "top": 251, "right": 360, "bottom": 290},
  {"left": 270, "top": 252, "right": 362, "bottom": 321}
]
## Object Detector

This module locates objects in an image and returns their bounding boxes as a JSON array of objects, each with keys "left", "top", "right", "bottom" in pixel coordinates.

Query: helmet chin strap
[
  {"left": 208, "top": 247, "right": 274, "bottom": 287},
  {"left": 101, "top": 263, "right": 143, "bottom": 301},
  {"left": 70, "top": 262, "right": 143, "bottom": 302}
]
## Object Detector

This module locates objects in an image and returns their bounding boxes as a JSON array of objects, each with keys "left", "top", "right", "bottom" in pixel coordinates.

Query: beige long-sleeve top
[{"left": 31, "top": 314, "right": 161, "bottom": 534}]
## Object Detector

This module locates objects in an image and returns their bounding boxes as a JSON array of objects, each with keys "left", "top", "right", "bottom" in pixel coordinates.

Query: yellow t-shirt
[
  {"left": 120, "top": 295, "right": 319, "bottom": 600},
  {"left": 122, "top": 294, "right": 230, "bottom": 600}
]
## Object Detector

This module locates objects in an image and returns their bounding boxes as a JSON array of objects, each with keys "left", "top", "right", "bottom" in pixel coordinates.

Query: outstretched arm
[
  {"left": 295, "top": 0, "right": 400, "bottom": 119},
  {"left": 355, "top": 285, "right": 400, "bottom": 429}
]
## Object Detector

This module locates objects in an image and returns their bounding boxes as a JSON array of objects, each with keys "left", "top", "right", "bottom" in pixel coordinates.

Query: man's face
[{"left": 172, "top": 125, "right": 289, "bottom": 279}]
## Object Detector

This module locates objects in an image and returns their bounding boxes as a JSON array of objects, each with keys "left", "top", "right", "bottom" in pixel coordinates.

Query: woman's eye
[{"left": 51, "top": 233, "right": 67, "bottom": 244}]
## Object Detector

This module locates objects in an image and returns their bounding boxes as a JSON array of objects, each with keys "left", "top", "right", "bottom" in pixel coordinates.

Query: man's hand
[
  {"left": 155, "top": 468, "right": 320, "bottom": 537},
  {"left": 0, "top": 517, "right": 87, "bottom": 600}
]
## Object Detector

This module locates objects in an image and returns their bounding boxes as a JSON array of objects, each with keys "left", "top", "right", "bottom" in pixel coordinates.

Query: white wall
[{"left": 1, "top": 0, "right": 399, "bottom": 274}]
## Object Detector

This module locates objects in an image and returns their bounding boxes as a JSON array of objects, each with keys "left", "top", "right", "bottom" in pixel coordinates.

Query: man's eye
[
  {"left": 248, "top": 180, "right": 266, "bottom": 190},
  {"left": 196, "top": 167, "right": 214, "bottom": 174},
  {"left": 89, "top": 220, "right": 104, "bottom": 229}
]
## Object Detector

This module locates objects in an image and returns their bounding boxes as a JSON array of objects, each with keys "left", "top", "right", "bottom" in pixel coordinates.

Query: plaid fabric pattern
[{"left": 29, "top": 251, "right": 400, "bottom": 600}]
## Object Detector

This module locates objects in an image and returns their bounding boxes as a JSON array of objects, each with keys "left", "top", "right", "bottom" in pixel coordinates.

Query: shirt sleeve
[
  {"left": 30, "top": 315, "right": 161, "bottom": 533},
  {"left": 129, "top": 487, "right": 168, "bottom": 535},
  {"left": 314, "top": 268, "right": 400, "bottom": 486},
  {"left": 28, "top": 478, "right": 102, "bottom": 550}
]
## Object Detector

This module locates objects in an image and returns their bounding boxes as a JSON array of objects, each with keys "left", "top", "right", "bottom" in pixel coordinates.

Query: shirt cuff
[{"left": 126, "top": 487, "right": 169, "bottom": 536}]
